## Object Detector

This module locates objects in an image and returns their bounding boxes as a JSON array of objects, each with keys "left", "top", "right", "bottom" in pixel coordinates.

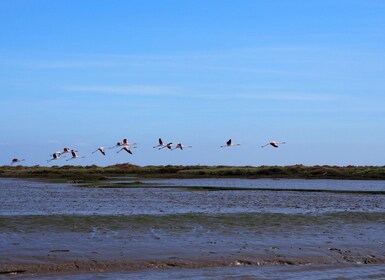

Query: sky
[{"left": 1, "top": 0, "right": 385, "bottom": 167}]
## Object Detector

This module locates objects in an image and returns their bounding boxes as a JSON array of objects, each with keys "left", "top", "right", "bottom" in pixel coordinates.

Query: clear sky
[{"left": 1, "top": 0, "right": 385, "bottom": 166}]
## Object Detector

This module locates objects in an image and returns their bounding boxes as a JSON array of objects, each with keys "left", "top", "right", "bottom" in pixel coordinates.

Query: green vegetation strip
[{"left": 1, "top": 164, "right": 385, "bottom": 181}]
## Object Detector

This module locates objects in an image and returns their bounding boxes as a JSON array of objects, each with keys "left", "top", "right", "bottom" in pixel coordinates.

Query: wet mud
[{"left": 1, "top": 178, "right": 385, "bottom": 278}]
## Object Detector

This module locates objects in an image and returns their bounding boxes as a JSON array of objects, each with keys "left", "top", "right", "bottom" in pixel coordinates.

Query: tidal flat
[{"left": 1, "top": 177, "right": 385, "bottom": 278}]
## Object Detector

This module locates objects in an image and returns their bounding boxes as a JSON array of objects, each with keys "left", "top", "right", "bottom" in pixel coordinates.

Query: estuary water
[
  {"left": 144, "top": 177, "right": 385, "bottom": 191},
  {"left": 1, "top": 178, "right": 385, "bottom": 279}
]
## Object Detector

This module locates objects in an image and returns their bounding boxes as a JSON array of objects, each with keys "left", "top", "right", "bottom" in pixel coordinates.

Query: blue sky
[{"left": 1, "top": 0, "right": 385, "bottom": 166}]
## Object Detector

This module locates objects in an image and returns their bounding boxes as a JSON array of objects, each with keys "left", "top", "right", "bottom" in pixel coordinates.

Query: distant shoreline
[{"left": 1, "top": 164, "right": 385, "bottom": 182}]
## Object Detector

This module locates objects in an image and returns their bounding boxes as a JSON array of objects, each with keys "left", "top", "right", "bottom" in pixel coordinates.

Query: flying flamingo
[
  {"left": 109, "top": 138, "right": 137, "bottom": 149},
  {"left": 117, "top": 145, "right": 134, "bottom": 155},
  {"left": 153, "top": 138, "right": 166, "bottom": 149},
  {"left": 172, "top": 143, "right": 192, "bottom": 150},
  {"left": 220, "top": 139, "right": 240, "bottom": 148},
  {"left": 11, "top": 158, "right": 25, "bottom": 165},
  {"left": 123, "top": 139, "right": 137, "bottom": 148},
  {"left": 159, "top": 142, "right": 173, "bottom": 150},
  {"left": 62, "top": 147, "right": 70, "bottom": 154},
  {"left": 47, "top": 152, "right": 64, "bottom": 163},
  {"left": 92, "top": 147, "right": 106, "bottom": 156},
  {"left": 261, "top": 141, "right": 286, "bottom": 148},
  {"left": 66, "top": 150, "right": 85, "bottom": 161}
]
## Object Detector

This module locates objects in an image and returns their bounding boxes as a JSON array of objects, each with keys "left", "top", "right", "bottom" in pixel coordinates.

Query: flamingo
[
  {"left": 172, "top": 143, "right": 192, "bottom": 150},
  {"left": 159, "top": 142, "right": 173, "bottom": 150},
  {"left": 123, "top": 139, "right": 137, "bottom": 148},
  {"left": 109, "top": 138, "right": 137, "bottom": 149},
  {"left": 66, "top": 150, "right": 85, "bottom": 161},
  {"left": 11, "top": 158, "right": 25, "bottom": 165},
  {"left": 153, "top": 138, "right": 165, "bottom": 149},
  {"left": 92, "top": 147, "right": 106, "bottom": 156},
  {"left": 117, "top": 145, "right": 134, "bottom": 155},
  {"left": 220, "top": 139, "right": 240, "bottom": 148},
  {"left": 47, "top": 152, "right": 64, "bottom": 163},
  {"left": 261, "top": 141, "right": 286, "bottom": 148},
  {"left": 62, "top": 147, "right": 70, "bottom": 154}
]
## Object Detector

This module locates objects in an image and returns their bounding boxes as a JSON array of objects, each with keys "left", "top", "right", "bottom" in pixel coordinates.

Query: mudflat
[{"left": 1, "top": 178, "right": 385, "bottom": 278}]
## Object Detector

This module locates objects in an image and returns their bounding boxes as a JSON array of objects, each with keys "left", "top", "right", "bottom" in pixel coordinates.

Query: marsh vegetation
[{"left": 1, "top": 164, "right": 385, "bottom": 182}]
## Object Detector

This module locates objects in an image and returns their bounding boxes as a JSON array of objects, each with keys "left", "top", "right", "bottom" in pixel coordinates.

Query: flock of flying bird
[{"left": 9, "top": 138, "right": 286, "bottom": 165}]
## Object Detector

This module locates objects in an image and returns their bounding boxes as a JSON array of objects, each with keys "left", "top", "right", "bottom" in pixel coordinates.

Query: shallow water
[
  {"left": 1, "top": 178, "right": 385, "bottom": 279},
  {"left": 1, "top": 178, "right": 385, "bottom": 216},
  {"left": 144, "top": 178, "right": 385, "bottom": 191}
]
